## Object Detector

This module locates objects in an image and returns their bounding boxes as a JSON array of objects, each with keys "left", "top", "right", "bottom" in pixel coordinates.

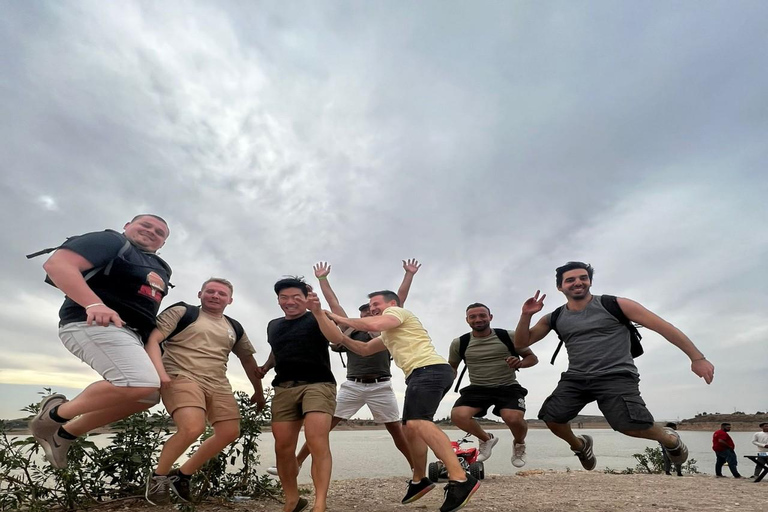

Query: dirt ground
[{"left": 98, "top": 470, "right": 765, "bottom": 512}]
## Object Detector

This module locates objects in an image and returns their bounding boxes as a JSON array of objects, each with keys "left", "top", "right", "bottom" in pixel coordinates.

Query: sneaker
[
  {"left": 401, "top": 477, "right": 435, "bottom": 504},
  {"left": 511, "top": 442, "right": 527, "bottom": 468},
  {"left": 145, "top": 473, "right": 174, "bottom": 505},
  {"left": 266, "top": 463, "right": 301, "bottom": 477},
  {"left": 290, "top": 497, "right": 309, "bottom": 512},
  {"left": 29, "top": 394, "right": 70, "bottom": 468},
  {"left": 572, "top": 435, "right": 597, "bottom": 471},
  {"left": 477, "top": 434, "right": 498, "bottom": 462},
  {"left": 662, "top": 427, "right": 688, "bottom": 465},
  {"left": 168, "top": 468, "right": 191, "bottom": 502},
  {"left": 440, "top": 474, "right": 480, "bottom": 512}
]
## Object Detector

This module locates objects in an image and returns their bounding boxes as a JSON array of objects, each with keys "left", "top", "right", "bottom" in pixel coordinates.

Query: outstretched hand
[
  {"left": 314, "top": 262, "right": 331, "bottom": 279},
  {"left": 403, "top": 258, "right": 421, "bottom": 274},
  {"left": 304, "top": 292, "right": 323, "bottom": 313},
  {"left": 691, "top": 358, "right": 715, "bottom": 384},
  {"left": 522, "top": 290, "right": 546, "bottom": 316}
]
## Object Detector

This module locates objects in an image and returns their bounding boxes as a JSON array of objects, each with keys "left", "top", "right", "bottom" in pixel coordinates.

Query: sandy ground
[{"left": 93, "top": 471, "right": 764, "bottom": 512}]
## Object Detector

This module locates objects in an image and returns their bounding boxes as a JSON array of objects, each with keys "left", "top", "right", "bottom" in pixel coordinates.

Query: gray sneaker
[
  {"left": 663, "top": 427, "right": 689, "bottom": 465},
  {"left": 572, "top": 435, "right": 597, "bottom": 471},
  {"left": 477, "top": 434, "right": 498, "bottom": 462},
  {"left": 29, "top": 394, "right": 71, "bottom": 468},
  {"left": 145, "top": 473, "right": 174, "bottom": 505}
]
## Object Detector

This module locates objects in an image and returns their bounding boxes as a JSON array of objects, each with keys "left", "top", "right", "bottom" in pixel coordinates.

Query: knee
[
  {"left": 216, "top": 424, "right": 240, "bottom": 444},
  {"left": 450, "top": 409, "right": 468, "bottom": 424},
  {"left": 176, "top": 422, "right": 206, "bottom": 441},
  {"left": 500, "top": 410, "right": 525, "bottom": 426}
]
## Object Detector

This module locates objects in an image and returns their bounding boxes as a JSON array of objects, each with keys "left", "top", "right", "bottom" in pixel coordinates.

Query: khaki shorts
[
  {"left": 161, "top": 376, "right": 240, "bottom": 425},
  {"left": 271, "top": 382, "right": 337, "bottom": 422}
]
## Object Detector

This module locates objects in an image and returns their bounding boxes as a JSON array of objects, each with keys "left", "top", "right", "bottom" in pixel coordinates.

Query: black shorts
[
  {"left": 537, "top": 372, "right": 655, "bottom": 432},
  {"left": 402, "top": 364, "right": 454, "bottom": 424},
  {"left": 453, "top": 384, "right": 528, "bottom": 418}
]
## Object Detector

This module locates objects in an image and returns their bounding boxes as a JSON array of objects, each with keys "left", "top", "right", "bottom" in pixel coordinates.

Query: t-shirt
[
  {"left": 56, "top": 230, "right": 172, "bottom": 340},
  {"left": 339, "top": 330, "right": 392, "bottom": 379},
  {"left": 267, "top": 312, "right": 335, "bottom": 386},
  {"left": 156, "top": 306, "right": 256, "bottom": 393},
  {"left": 448, "top": 330, "right": 519, "bottom": 387},
  {"left": 713, "top": 429, "right": 735, "bottom": 452},
  {"left": 379, "top": 307, "right": 446, "bottom": 378},
  {"left": 547, "top": 295, "right": 637, "bottom": 377},
  {"left": 752, "top": 431, "right": 768, "bottom": 450}
]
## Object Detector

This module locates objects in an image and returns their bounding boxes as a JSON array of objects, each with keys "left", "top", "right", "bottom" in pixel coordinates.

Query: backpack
[
  {"left": 453, "top": 328, "right": 519, "bottom": 392},
  {"left": 548, "top": 294, "right": 643, "bottom": 365},
  {"left": 27, "top": 230, "right": 134, "bottom": 286},
  {"left": 161, "top": 301, "right": 244, "bottom": 343}
]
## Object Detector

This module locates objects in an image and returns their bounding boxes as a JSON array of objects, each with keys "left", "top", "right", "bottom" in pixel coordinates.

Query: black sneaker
[
  {"left": 401, "top": 477, "right": 435, "bottom": 504},
  {"left": 168, "top": 468, "right": 191, "bottom": 502},
  {"left": 440, "top": 474, "right": 480, "bottom": 512},
  {"left": 572, "top": 435, "right": 597, "bottom": 471},
  {"left": 145, "top": 472, "right": 172, "bottom": 505}
]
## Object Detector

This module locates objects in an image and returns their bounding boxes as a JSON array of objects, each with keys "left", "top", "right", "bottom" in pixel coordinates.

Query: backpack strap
[
  {"left": 600, "top": 295, "right": 644, "bottom": 358},
  {"left": 453, "top": 333, "right": 472, "bottom": 392},
  {"left": 493, "top": 328, "right": 519, "bottom": 357},
  {"left": 163, "top": 302, "right": 200, "bottom": 341},
  {"left": 548, "top": 306, "right": 566, "bottom": 365},
  {"left": 224, "top": 315, "right": 244, "bottom": 343}
]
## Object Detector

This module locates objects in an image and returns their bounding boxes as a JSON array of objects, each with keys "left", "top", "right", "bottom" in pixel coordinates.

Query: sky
[{"left": 1, "top": 1, "right": 766, "bottom": 424}]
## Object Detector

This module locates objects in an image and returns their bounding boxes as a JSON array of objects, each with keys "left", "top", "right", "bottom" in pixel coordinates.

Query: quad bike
[{"left": 428, "top": 435, "right": 484, "bottom": 482}]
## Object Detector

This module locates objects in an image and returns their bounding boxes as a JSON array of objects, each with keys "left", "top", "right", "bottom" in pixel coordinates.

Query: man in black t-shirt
[
  {"left": 29, "top": 214, "right": 172, "bottom": 469},
  {"left": 260, "top": 277, "right": 336, "bottom": 512}
]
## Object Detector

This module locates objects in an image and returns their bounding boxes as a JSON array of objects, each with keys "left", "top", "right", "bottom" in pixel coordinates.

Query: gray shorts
[
  {"left": 537, "top": 372, "right": 654, "bottom": 432},
  {"left": 59, "top": 322, "right": 161, "bottom": 401}
]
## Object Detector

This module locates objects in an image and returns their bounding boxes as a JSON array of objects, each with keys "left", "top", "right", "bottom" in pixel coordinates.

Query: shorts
[
  {"left": 453, "top": 384, "right": 528, "bottom": 418},
  {"left": 538, "top": 372, "right": 655, "bottom": 432},
  {"left": 334, "top": 379, "right": 400, "bottom": 423},
  {"left": 271, "top": 382, "right": 337, "bottom": 422},
  {"left": 59, "top": 322, "right": 160, "bottom": 403},
  {"left": 402, "top": 364, "right": 454, "bottom": 424},
  {"left": 161, "top": 376, "right": 240, "bottom": 424}
]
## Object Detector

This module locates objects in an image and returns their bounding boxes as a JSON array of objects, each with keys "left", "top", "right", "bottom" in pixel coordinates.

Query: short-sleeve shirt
[
  {"left": 379, "top": 307, "right": 446, "bottom": 378},
  {"left": 155, "top": 306, "right": 256, "bottom": 393},
  {"left": 713, "top": 429, "right": 735, "bottom": 452},
  {"left": 267, "top": 312, "right": 336, "bottom": 386},
  {"left": 340, "top": 330, "right": 392, "bottom": 379},
  {"left": 56, "top": 230, "right": 172, "bottom": 340},
  {"left": 448, "top": 330, "right": 519, "bottom": 387}
]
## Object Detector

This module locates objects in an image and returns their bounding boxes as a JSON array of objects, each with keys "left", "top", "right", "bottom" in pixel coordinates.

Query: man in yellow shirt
[{"left": 309, "top": 290, "right": 480, "bottom": 512}]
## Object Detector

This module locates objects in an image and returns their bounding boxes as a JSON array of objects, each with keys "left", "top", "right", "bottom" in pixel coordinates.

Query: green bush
[
  {"left": 633, "top": 446, "right": 699, "bottom": 474},
  {"left": 0, "top": 389, "right": 278, "bottom": 511}
]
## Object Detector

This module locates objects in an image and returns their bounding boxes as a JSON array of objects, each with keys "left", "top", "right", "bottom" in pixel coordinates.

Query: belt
[
  {"left": 276, "top": 380, "right": 311, "bottom": 388},
  {"left": 348, "top": 377, "right": 390, "bottom": 384}
]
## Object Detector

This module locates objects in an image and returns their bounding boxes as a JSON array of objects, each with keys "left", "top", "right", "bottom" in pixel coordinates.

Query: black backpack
[
  {"left": 549, "top": 294, "right": 643, "bottom": 365},
  {"left": 162, "top": 301, "right": 244, "bottom": 343},
  {"left": 453, "top": 328, "right": 519, "bottom": 392}
]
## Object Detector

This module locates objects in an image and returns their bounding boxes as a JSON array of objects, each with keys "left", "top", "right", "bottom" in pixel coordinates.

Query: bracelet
[
  {"left": 85, "top": 303, "right": 105, "bottom": 310},
  {"left": 317, "top": 276, "right": 328, "bottom": 280},
  {"left": 691, "top": 357, "right": 707, "bottom": 362}
]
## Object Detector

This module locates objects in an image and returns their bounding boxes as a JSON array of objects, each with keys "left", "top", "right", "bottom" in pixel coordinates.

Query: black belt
[{"left": 348, "top": 377, "right": 390, "bottom": 384}]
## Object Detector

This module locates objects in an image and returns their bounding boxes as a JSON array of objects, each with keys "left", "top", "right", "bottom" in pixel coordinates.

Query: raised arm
[
  {"left": 617, "top": 298, "right": 714, "bottom": 384},
  {"left": 305, "top": 292, "right": 389, "bottom": 356},
  {"left": 514, "top": 290, "right": 551, "bottom": 350},
  {"left": 313, "top": 261, "right": 348, "bottom": 317},
  {"left": 397, "top": 258, "right": 421, "bottom": 306}
]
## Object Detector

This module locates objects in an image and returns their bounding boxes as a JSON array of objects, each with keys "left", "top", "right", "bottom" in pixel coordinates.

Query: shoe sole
[
  {"left": 402, "top": 482, "right": 435, "bottom": 504},
  {"left": 30, "top": 394, "right": 67, "bottom": 469},
  {"left": 511, "top": 459, "right": 526, "bottom": 468},
  {"left": 442, "top": 480, "right": 481, "bottom": 512}
]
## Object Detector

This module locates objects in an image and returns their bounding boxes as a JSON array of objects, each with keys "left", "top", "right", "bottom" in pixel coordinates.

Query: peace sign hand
[{"left": 522, "top": 290, "right": 546, "bottom": 316}]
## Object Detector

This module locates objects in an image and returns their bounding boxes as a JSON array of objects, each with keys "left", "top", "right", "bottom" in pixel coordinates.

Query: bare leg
[
  {"left": 304, "top": 412, "right": 333, "bottom": 512},
  {"left": 181, "top": 418, "right": 240, "bottom": 475},
  {"left": 546, "top": 421, "right": 583, "bottom": 450},
  {"left": 384, "top": 421, "right": 414, "bottom": 469},
  {"left": 450, "top": 406, "right": 489, "bottom": 442},
  {"left": 272, "top": 420, "right": 303, "bottom": 512},
  {"left": 56, "top": 380, "right": 157, "bottom": 419},
  {"left": 500, "top": 409, "right": 527, "bottom": 444},
  {"left": 64, "top": 400, "right": 153, "bottom": 437},
  {"left": 622, "top": 425, "right": 678, "bottom": 448},
  {"left": 295, "top": 416, "right": 343, "bottom": 466},
  {"left": 406, "top": 420, "right": 465, "bottom": 481},
  {"left": 404, "top": 422, "right": 428, "bottom": 481},
  {"left": 154, "top": 407, "right": 207, "bottom": 475}
]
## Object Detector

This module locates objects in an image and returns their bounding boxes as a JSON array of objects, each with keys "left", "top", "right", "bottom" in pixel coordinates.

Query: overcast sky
[{"left": 1, "top": 1, "right": 766, "bottom": 423}]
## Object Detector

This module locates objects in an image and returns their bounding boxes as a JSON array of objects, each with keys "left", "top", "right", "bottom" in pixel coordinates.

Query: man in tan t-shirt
[{"left": 144, "top": 278, "right": 265, "bottom": 505}]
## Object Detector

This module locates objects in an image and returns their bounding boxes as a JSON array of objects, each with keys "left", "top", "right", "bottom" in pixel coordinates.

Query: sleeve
[
  {"left": 154, "top": 306, "right": 187, "bottom": 338},
  {"left": 383, "top": 307, "right": 408, "bottom": 323},
  {"left": 447, "top": 338, "right": 461, "bottom": 366},
  {"left": 233, "top": 331, "right": 257, "bottom": 357},
  {"left": 59, "top": 231, "right": 126, "bottom": 269}
]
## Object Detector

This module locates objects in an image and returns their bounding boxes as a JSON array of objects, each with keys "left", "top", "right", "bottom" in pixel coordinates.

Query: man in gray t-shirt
[
  {"left": 514, "top": 261, "right": 715, "bottom": 471},
  {"left": 448, "top": 303, "right": 538, "bottom": 468},
  {"left": 267, "top": 260, "right": 420, "bottom": 476}
]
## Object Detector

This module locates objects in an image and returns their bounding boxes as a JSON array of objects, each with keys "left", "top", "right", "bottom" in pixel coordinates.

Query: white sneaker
[
  {"left": 266, "top": 463, "right": 301, "bottom": 477},
  {"left": 477, "top": 434, "right": 499, "bottom": 462},
  {"left": 512, "top": 442, "right": 527, "bottom": 468}
]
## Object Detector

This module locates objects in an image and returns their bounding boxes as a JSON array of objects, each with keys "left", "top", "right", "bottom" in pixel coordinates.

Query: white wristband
[{"left": 85, "top": 302, "right": 105, "bottom": 310}]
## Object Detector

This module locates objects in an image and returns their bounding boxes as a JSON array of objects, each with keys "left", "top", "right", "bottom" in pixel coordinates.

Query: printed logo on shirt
[
  {"left": 138, "top": 271, "right": 167, "bottom": 302},
  {"left": 228, "top": 328, "right": 236, "bottom": 343}
]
